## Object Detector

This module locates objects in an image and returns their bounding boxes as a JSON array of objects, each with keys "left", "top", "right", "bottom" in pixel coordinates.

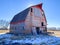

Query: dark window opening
[
  {"left": 31, "top": 8, "right": 33, "bottom": 12},
  {"left": 36, "top": 27, "right": 40, "bottom": 34},
  {"left": 41, "top": 22, "right": 44, "bottom": 26}
]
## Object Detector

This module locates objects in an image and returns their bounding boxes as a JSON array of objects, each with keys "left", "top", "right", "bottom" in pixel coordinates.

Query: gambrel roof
[{"left": 10, "top": 8, "right": 30, "bottom": 24}]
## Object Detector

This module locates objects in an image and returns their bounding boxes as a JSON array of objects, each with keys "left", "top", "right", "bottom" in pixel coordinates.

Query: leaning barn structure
[{"left": 10, "top": 3, "right": 47, "bottom": 35}]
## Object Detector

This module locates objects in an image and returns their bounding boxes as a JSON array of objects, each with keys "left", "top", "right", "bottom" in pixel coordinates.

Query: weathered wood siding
[
  {"left": 10, "top": 22, "right": 25, "bottom": 34},
  {"left": 32, "top": 7, "right": 41, "bottom": 27}
]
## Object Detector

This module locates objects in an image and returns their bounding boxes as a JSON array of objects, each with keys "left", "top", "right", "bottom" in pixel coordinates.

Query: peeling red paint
[{"left": 10, "top": 20, "right": 25, "bottom": 24}]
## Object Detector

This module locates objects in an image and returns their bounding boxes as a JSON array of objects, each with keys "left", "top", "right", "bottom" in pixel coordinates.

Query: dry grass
[
  {"left": 47, "top": 30, "right": 60, "bottom": 37},
  {"left": 0, "top": 30, "right": 60, "bottom": 37},
  {"left": 0, "top": 30, "right": 9, "bottom": 34}
]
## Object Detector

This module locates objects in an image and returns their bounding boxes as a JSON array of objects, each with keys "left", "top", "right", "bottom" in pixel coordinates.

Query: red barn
[{"left": 10, "top": 3, "right": 47, "bottom": 35}]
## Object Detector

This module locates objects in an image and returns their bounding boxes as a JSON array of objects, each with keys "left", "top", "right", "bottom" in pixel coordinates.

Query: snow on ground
[{"left": 0, "top": 34, "right": 60, "bottom": 45}]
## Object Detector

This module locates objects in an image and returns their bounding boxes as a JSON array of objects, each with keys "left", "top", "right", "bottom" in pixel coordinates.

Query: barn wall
[
  {"left": 10, "top": 22, "right": 26, "bottom": 34},
  {"left": 32, "top": 7, "right": 47, "bottom": 27},
  {"left": 31, "top": 7, "right": 47, "bottom": 33},
  {"left": 32, "top": 7, "right": 42, "bottom": 27}
]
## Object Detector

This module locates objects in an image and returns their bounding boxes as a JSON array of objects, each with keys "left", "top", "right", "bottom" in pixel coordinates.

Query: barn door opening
[
  {"left": 36, "top": 27, "right": 40, "bottom": 34},
  {"left": 41, "top": 22, "right": 44, "bottom": 26}
]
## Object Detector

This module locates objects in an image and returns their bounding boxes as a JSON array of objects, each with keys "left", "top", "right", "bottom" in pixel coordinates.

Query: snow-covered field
[{"left": 0, "top": 34, "right": 60, "bottom": 45}]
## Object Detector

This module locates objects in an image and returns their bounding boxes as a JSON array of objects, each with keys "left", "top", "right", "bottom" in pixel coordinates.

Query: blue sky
[{"left": 0, "top": 0, "right": 60, "bottom": 27}]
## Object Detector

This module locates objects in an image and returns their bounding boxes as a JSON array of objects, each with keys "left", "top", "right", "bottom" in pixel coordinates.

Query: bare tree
[{"left": 0, "top": 20, "right": 9, "bottom": 30}]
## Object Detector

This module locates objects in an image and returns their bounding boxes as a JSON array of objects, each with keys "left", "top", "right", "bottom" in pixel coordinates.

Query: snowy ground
[{"left": 0, "top": 34, "right": 60, "bottom": 45}]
